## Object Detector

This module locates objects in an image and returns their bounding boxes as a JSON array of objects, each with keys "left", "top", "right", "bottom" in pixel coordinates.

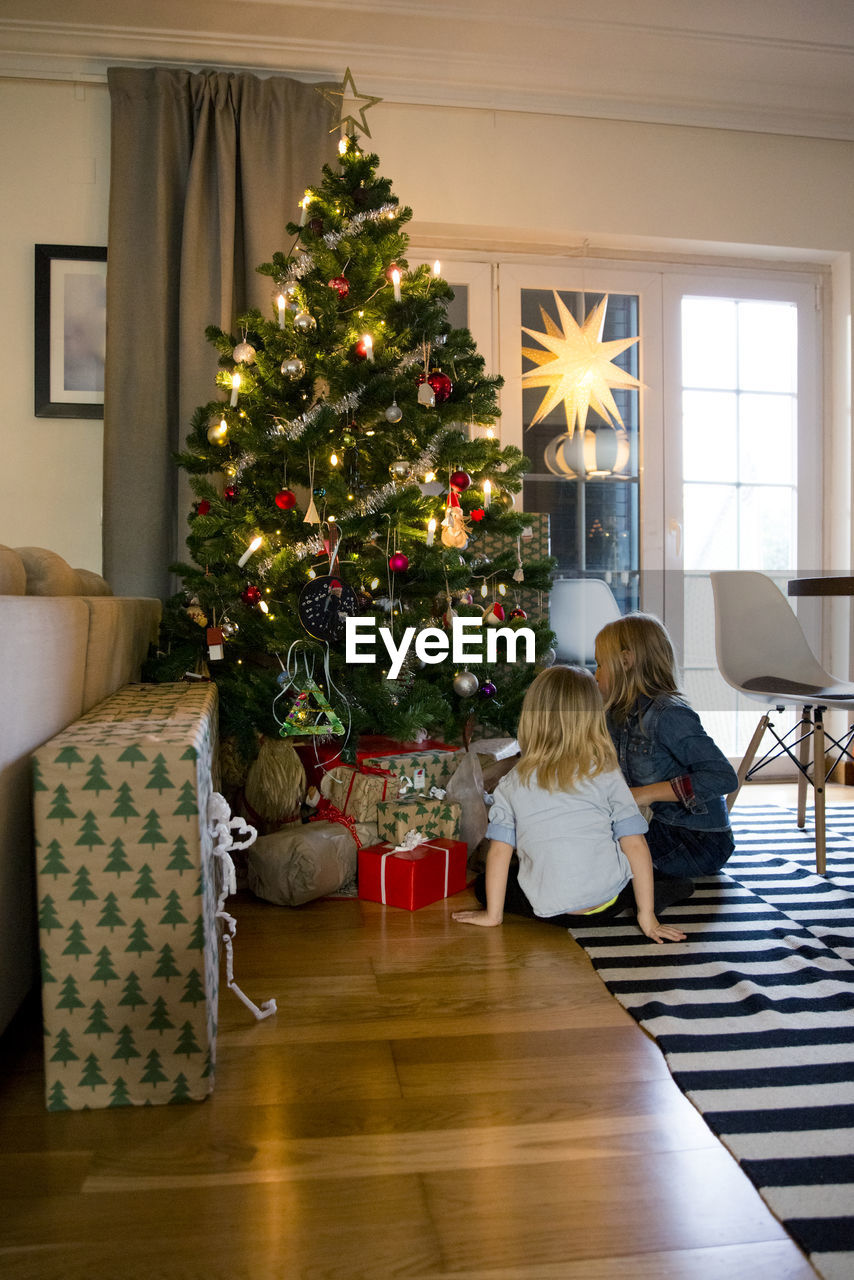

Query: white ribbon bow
[{"left": 208, "top": 793, "right": 277, "bottom": 1021}]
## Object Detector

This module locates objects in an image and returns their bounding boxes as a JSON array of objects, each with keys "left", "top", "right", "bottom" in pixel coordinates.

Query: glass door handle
[{"left": 669, "top": 518, "right": 683, "bottom": 559}]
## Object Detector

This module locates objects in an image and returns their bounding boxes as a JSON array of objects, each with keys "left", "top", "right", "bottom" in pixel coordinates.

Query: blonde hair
[
  {"left": 595, "top": 612, "right": 680, "bottom": 724},
  {"left": 516, "top": 665, "right": 618, "bottom": 792}
]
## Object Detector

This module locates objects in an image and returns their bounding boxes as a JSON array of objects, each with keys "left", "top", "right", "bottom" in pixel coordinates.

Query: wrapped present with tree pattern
[
  {"left": 358, "top": 737, "right": 462, "bottom": 795},
  {"left": 376, "top": 793, "right": 462, "bottom": 844},
  {"left": 32, "top": 682, "right": 220, "bottom": 1111}
]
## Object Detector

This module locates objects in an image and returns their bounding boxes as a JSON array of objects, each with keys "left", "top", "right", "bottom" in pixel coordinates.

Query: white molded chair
[
  {"left": 549, "top": 577, "right": 622, "bottom": 666},
  {"left": 710, "top": 570, "right": 854, "bottom": 874}
]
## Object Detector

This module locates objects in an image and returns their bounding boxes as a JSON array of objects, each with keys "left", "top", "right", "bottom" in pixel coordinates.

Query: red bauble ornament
[
  {"left": 450, "top": 470, "right": 472, "bottom": 492},
  {"left": 241, "top": 585, "right": 262, "bottom": 605},
  {"left": 223, "top": 485, "right": 238, "bottom": 502},
  {"left": 274, "top": 489, "right": 297, "bottom": 510},
  {"left": 195, "top": 500, "right": 211, "bottom": 516},
  {"left": 416, "top": 370, "right": 453, "bottom": 405},
  {"left": 328, "top": 275, "right": 350, "bottom": 298},
  {"left": 470, "top": 508, "right": 485, "bottom": 522},
  {"left": 428, "top": 370, "right": 453, "bottom": 403},
  {"left": 388, "top": 552, "right": 409, "bottom": 573},
  {"left": 354, "top": 336, "right": 372, "bottom": 360},
  {"left": 509, "top": 606, "right": 528, "bottom": 620}
]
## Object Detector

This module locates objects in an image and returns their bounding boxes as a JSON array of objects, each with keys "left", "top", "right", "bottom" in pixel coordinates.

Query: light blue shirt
[{"left": 485, "top": 766, "right": 648, "bottom": 917}]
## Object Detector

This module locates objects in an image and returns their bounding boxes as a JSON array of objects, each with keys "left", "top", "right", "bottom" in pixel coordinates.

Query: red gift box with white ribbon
[{"left": 357, "top": 833, "right": 468, "bottom": 910}]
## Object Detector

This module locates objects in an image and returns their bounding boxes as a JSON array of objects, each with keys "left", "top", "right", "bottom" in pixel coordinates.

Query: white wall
[
  {"left": 0, "top": 79, "right": 852, "bottom": 578},
  {"left": 0, "top": 78, "right": 109, "bottom": 571}
]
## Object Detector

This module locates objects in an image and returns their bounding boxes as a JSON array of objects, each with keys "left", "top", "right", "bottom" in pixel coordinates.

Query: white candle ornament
[
  {"left": 277, "top": 294, "right": 286, "bottom": 328},
  {"left": 230, "top": 372, "right": 241, "bottom": 407},
  {"left": 237, "top": 535, "right": 263, "bottom": 569},
  {"left": 426, "top": 517, "right": 437, "bottom": 547},
  {"left": 483, "top": 479, "right": 492, "bottom": 509},
  {"left": 362, "top": 333, "right": 374, "bottom": 361},
  {"left": 391, "top": 268, "right": 401, "bottom": 302}
]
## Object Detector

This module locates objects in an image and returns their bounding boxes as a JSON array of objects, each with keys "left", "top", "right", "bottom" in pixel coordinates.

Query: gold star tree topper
[
  {"left": 319, "top": 68, "right": 383, "bottom": 138},
  {"left": 521, "top": 293, "right": 641, "bottom": 436}
]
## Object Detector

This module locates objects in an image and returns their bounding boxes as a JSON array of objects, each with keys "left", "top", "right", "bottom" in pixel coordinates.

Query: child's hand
[
  {"left": 452, "top": 909, "right": 503, "bottom": 927},
  {"left": 637, "top": 911, "right": 687, "bottom": 944}
]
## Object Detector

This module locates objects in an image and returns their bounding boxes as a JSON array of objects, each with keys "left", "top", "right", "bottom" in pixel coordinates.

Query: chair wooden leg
[
  {"left": 728, "top": 713, "right": 771, "bottom": 811},
  {"left": 814, "top": 708, "right": 826, "bottom": 876},
  {"left": 797, "top": 705, "right": 812, "bottom": 830}
]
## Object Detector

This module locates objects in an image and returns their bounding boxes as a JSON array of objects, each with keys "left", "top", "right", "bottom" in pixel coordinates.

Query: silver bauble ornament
[
  {"left": 389, "top": 458, "right": 412, "bottom": 481},
  {"left": 453, "top": 670, "right": 479, "bottom": 698},
  {"left": 541, "top": 647, "right": 557, "bottom": 667},
  {"left": 294, "top": 310, "right": 316, "bottom": 332},
  {"left": 232, "top": 341, "right": 256, "bottom": 364},
  {"left": 281, "top": 356, "right": 305, "bottom": 378},
  {"left": 385, "top": 400, "right": 403, "bottom": 423}
]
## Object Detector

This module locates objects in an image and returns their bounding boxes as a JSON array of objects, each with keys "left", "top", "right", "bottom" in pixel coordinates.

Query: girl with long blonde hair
[
  {"left": 595, "top": 613, "right": 738, "bottom": 879},
  {"left": 453, "top": 665, "right": 690, "bottom": 942}
]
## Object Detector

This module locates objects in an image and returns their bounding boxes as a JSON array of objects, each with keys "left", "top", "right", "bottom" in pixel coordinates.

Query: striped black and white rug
[{"left": 569, "top": 804, "right": 854, "bottom": 1280}]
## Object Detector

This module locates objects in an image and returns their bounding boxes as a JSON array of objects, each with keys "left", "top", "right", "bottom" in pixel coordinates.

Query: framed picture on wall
[{"left": 34, "top": 244, "right": 107, "bottom": 419}]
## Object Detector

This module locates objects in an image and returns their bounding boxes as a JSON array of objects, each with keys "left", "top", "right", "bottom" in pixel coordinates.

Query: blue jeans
[{"left": 646, "top": 819, "right": 734, "bottom": 878}]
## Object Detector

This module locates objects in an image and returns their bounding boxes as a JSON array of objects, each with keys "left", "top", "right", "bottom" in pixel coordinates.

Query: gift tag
[
  {"left": 412, "top": 767, "right": 427, "bottom": 792},
  {"left": 206, "top": 627, "right": 224, "bottom": 661}
]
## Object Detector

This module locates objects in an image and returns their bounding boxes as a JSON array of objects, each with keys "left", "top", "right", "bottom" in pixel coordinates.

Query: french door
[{"left": 414, "top": 251, "right": 824, "bottom": 757}]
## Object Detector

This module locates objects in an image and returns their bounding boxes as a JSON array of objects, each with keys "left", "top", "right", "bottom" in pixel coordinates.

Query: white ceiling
[{"left": 2, "top": 0, "right": 854, "bottom": 140}]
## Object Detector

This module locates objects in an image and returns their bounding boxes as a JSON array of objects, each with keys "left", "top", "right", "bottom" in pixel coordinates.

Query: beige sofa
[{"left": 0, "top": 546, "right": 161, "bottom": 1036}]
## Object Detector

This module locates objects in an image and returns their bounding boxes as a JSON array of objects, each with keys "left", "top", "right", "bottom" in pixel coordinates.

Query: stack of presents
[
  {"left": 246, "top": 734, "right": 519, "bottom": 913},
  {"left": 31, "top": 515, "right": 545, "bottom": 1110}
]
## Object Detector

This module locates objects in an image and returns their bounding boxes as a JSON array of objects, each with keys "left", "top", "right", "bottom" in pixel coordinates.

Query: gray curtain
[{"left": 103, "top": 67, "right": 337, "bottom": 598}]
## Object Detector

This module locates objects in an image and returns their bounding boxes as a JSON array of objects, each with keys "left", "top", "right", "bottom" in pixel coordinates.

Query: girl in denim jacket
[{"left": 595, "top": 613, "right": 738, "bottom": 879}]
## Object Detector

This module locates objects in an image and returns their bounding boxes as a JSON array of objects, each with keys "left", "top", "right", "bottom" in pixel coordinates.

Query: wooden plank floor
[{"left": 0, "top": 782, "right": 832, "bottom": 1279}]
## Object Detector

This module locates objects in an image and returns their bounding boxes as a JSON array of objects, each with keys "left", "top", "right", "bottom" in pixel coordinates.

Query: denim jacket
[{"left": 607, "top": 694, "right": 738, "bottom": 832}]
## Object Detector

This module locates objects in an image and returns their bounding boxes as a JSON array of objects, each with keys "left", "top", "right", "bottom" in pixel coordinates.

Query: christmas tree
[{"left": 148, "top": 132, "right": 554, "bottom": 767}]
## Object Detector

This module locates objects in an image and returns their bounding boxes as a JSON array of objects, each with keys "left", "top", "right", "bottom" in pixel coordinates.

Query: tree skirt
[{"left": 569, "top": 805, "right": 854, "bottom": 1280}]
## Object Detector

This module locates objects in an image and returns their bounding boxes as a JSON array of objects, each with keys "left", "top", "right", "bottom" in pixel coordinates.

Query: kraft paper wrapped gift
[
  {"left": 358, "top": 836, "right": 467, "bottom": 910},
  {"left": 376, "top": 794, "right": 461, "bottom": 844},
  {"left": 318, "top": 762, "right": 397, "bottom": 822},
  {"left": 33, "top": 682, "right": 220, "bottom": 1111}
]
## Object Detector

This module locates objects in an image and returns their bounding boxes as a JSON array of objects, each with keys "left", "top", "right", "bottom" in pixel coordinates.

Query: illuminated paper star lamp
[
  {"left": 522, "top": 293, "right": 641, "bottom": 436},
  {"left": 319, "top": 67, "right": 383, "bottom": 138}
]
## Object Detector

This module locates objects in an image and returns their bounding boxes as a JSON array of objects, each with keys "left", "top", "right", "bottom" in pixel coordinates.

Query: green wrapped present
[{"left": 376, "top": 794, "right": 462, "bottom": 844}]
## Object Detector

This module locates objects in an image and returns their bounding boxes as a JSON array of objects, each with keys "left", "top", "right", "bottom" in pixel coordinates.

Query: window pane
[
  {"left": 682, "top": 390, "right": 737, "bottom": 481},
  {"left": 682, "top": 297, "right": 737, "bottom": 389},
  {"left": 520, "top": 288, "right": 641, "bottom": 614},
  {"left": 683, "top": 484, "right": 738, "bottom": 569},
  {"left": 738, "top": 300, "right": 797, "bottom": 393},
  {"left": 445, "top": 283, "right": 469, "bottom": 333},
  {"left": 738, "top": 485, "right": 796, "bottom": 570},
  {"left": 739, "top": 393, "right": 797, "bottom": 484}
]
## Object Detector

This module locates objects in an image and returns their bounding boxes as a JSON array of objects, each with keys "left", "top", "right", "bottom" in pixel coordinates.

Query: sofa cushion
[
  {"left": 15, "top": 546, "right": 80, "bottom": 596},
  {"left": 0, "top": 545, "right": 26, "bottom": 595},
  {"left": 81, "top": 596, "right": 163, "bottom": 713},
  {"left": 74, "top": 567, "right": 113, "bottom": 596}
]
